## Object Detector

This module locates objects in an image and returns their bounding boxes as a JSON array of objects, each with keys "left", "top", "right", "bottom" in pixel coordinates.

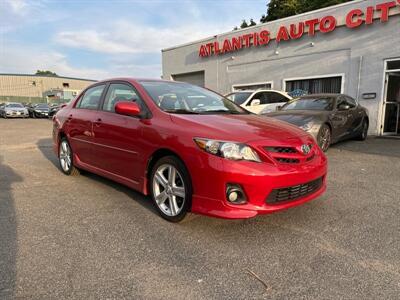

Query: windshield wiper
[
  {"left": 164, "top": 109, "right": 199, "bottom": 114},
  {"left": 202, "top": 109, "right": 239, "bottom": 114}
]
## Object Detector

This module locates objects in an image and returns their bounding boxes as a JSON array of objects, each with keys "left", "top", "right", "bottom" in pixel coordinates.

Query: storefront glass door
[{"left": 382, "top": 62, "right": 400, "bottom": 135}]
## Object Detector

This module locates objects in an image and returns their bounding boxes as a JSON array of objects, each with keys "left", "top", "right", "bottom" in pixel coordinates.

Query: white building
[{"left": 162, "top": 0, "right": 400, "bottom": 136}]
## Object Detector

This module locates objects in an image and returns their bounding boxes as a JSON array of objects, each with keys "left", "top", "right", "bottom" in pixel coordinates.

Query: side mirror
[
  {"left": 276, "top": 105, "right": 282, "bottom": 111},
  {"left": 61, "top": 103, "right": 67, "bottom": 108},
  {"left": 250, "top": 99, "right": 261, "bottom": 106},
  {"left": 338, "top": 104, "right": 350, "bottom": 111},
  {"left": 115, "top": 101, "right": 141, "bottom": 117}
]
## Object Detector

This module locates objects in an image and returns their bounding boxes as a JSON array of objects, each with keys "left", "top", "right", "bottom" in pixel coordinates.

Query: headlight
[{"left": 194, "top": 138, "right": 261, "bottom": 162}]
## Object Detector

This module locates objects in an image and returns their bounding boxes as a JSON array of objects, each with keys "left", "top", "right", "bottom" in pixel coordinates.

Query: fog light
[{"left": 226, "top": 184, "right": 247, "bottom": 204}]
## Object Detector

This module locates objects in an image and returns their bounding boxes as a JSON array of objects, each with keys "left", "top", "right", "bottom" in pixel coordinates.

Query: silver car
[{"left": 0, "top": 102, "right": 29, "bottom": 118}]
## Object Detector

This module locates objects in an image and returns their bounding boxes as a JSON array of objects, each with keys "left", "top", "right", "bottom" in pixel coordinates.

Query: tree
[
  {"left": 263, "top": 0, "right": 301, "bottom": 22},
  {"left": 249, "top": 18, "right": 257, "bottom": 26},
  {"left": 240, "top": 19, "right": 249, "bottom": 29},
  {"left": 35, "top": 70, "right": 58, "bottom": 77},
  {"left": 260, "top": 0, "right": 353, "bottom": 23},
  {"left": 304, "top": 0, "right": 353, "bottom": 11}
]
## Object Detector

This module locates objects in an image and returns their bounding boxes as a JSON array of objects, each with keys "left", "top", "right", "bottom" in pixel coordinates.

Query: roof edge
[
  {"left": 0, "top": 73, "right": 96, "bottom": 82},
  {"left": 162, "top": 0, "right": 366, "bottom": 52}
]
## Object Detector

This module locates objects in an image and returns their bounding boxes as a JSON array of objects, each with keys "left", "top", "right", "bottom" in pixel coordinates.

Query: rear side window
[
  {"left": 249, "top": 92, "right": 266, "bottom": 105},
  {"left": 76, "top": 85, "right": 105, "bottom": 110},
  {"left": 102, "top": 83, "right": 142, "bottom": 112},
  {"left": 268, "top": 92, "right": 290, "bottom": 104}
]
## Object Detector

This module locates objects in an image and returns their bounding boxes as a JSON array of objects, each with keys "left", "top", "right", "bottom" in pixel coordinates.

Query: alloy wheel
[
  {"left": 318, "top": 126, "right": 331, "bottom": 152},
  {"left": 59, "top": 140, "right": 72, "bottom": 172},
  {"left": 152, "top": 164, "right": 186, "bottom": 217},
  {"left": 362, "top": 121, "right": 368, "bottom": 139}
]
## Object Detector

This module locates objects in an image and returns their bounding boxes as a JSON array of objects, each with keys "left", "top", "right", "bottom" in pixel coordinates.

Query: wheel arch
[{"left": 144, "top": 148, "right": 190, "bottom": 195}]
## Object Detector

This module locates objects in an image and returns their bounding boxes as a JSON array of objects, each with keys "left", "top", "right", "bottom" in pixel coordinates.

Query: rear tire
[
  {"left": 356, "top": 119, "right": 368, "bottom": 141},
  {"left": 149, "top": 156, "right": 192, "bottom": 222},
  {"left": 59, "top": 137, "right": 80, "bottom": 176},
  {"left": 317, "top": 124, "right": 331, "bottom": 152}
]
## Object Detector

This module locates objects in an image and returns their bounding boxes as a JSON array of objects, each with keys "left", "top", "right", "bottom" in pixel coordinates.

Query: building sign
[{"left": 199, "top": 0, "right": 400, "bottom": 57}]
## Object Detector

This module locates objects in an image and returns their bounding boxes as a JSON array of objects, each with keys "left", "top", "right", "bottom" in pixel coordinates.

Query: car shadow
[
  {"left": 330, "top": 137, "right": 400, "bottom": 158},
  {"left": 36, "top": 138, "right": 159, "bottom": 217},
  {"left": 0, "top": 156, "right": 22, "bottom": 299}
]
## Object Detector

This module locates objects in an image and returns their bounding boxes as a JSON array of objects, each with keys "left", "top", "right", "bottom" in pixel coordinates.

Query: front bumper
[
  {"left": 34, "top": 111, "right": 49, "bottom": 117},
  {"left": 5, "top": 111, "right": 29, "bottom": 118},
  {"left": 189, "top": 137, "right": 327, "bottom": 219}
]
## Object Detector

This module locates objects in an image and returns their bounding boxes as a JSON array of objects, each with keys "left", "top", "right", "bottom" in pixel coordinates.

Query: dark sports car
[
  {"left": 28, "top": 103, "right": 50, "bottom": 118},
  {"left": 264, "top": 94, "right": 369, "bottom": 151}
]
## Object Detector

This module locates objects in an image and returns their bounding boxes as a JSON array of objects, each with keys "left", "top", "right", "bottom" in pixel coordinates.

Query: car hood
[
  {"left": 265, "top": 110, "right": 329, "bottom": 126},
  {"left": 5, "top": 107, "right": 26, "bottom": 111},
  {"left": 170, "top": 113, "right": 308, "bottom": 143}
]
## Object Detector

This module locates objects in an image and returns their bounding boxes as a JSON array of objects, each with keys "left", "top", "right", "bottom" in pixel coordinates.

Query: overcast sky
[{"left": 0, "top": 0, "right": 266, "bottom": 80}]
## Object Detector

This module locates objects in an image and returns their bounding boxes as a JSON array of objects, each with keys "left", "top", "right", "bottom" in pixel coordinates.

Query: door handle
[{"left": 94, "top": 118, "right": 102, "bottom": 126}]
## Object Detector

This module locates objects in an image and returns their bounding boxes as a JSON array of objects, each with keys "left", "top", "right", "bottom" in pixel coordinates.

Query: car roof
[
  {"left": 94, "top": 78, "right": 175, "bottom": 85},
  {"left": 230, "top": 89, "right": 285, "bottom": 93},
  {"left": 300, "top": 93, "right": 342, "bottom": 98}
]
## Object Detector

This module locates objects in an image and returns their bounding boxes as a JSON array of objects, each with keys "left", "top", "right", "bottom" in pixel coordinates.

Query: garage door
[{"left": 172, "top": 71, "right": 205, "bottom": 87}]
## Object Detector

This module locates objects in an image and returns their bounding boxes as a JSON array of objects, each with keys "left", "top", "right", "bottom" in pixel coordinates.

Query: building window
[
  {"left": 63, "top": 82, "right": 70, "bottom": 88},
  {"left": 285, "top": 76, "right": 342, "bottom": 95},
  {"left": 172, "top": 71, "right": 205, "bottom": 87},
  {"left": 387, "top": 60, "right": 400, "bottom": 71},
  {"left": 233, "top": 82, "right": 272, "bottom": 91}
]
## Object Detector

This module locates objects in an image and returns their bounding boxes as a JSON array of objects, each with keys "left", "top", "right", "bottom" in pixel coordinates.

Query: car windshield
[
  {"left": 6, "top": 103, "right": 24, "bottom": 108},
  {"left": 225, "top": 92, "right": 252, "bottom": 105},
  {"left": 281, "top": 97, "right": 334, "bottom": 111},
  {"left": 140, "top": 81, "right": 249, "bottom": 114}
]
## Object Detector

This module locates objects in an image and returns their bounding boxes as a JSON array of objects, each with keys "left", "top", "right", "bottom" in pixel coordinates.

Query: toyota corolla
[{"left": 53, "top": 79, "right": 327, "bottom": 222}]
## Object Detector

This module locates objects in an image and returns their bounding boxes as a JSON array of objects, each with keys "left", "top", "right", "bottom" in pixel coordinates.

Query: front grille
[
  {"left": 265, "top": 146, "right": 297, "bottom": 153},
  {"left": 266, "top": 177, "right": 323, "bottom": 204},
  {"left": 306, "top": 153, "right": 316, "bottom": 162},
  {"left": 276, "top": 158, "right": 300, "bottom": 164}
]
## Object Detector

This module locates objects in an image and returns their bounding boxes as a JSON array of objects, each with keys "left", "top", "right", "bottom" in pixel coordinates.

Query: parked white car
[
  {"left": 225, "top": 90, "right": 292, "bottom": 114},
  {"left": 0, "top": 102, "right": 29, "bottom": 118}
]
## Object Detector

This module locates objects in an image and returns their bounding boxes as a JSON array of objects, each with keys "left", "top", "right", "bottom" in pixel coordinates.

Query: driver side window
[
  {"left": 345, "top": 96, "right": 357, "bottom": 108},
  {"left": 336, "top": 96, "right": 345, "bottom": 109},
  {"left": 102, "top": 83, "right": 142, "bottom": 112}
]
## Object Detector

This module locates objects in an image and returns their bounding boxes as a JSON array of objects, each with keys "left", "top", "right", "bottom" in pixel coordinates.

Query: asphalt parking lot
[{"left": 0, "top": 119, "right": 399, "bottom": 300}]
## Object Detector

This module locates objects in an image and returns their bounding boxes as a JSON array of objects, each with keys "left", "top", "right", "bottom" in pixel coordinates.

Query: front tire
[
  {"left": 356, "top": 119, "right": 368, "bottom": 141},
  {"left": 150, "top": 156, "right": 192, "bottom": 222},
  {"left": 317, "top": 124, "right": 331, "bottom": 152},
  {"left": 59, "top": 137, "right": 80, "bottom": 176}
]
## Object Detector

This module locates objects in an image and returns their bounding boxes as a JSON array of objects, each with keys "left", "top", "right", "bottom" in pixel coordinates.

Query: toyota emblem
[{"left": 301, "top": 144, "right": 311, "bottom": 155}]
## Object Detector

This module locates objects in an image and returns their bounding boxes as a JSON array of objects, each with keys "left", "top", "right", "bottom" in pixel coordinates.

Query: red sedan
[{"left": 53, "top": 79, "right": 327, "bottom": 222}]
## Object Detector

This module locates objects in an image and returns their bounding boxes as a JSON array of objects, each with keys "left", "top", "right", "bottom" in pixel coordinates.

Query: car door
[
  {"left": 91, "top": 82, "right": 145, "bottom": 183},
  {"left": 67, "top": 84, "right": 106, "bottom": 166},
  {"left": 345, "top": 96, "right": 363, "bottom": 135},
  {"left": 332, "top": 96, "right": 353, "bottom": 139}
]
